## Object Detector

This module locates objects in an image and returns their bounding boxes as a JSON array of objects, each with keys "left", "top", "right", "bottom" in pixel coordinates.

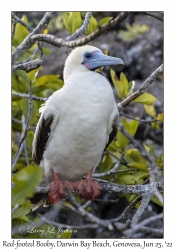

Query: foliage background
[{"left": 12, "top": 12, "right": 163, "bottom": 239}]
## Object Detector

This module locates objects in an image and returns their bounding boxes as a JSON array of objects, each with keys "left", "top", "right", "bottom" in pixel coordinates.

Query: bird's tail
[{"left": 30, "top": 193, "right": 51, "bottom": 211}]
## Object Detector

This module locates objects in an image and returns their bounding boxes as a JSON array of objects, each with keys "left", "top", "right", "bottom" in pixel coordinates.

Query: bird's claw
[
  {"left": 47, "top": 169, "right": 100, "bottom": 204},
  {"left": 76, "top": 179, "right": 100, "bottom": 201},
  {"left": 47, "top": 170, "right": 75, "bottom": 204}
]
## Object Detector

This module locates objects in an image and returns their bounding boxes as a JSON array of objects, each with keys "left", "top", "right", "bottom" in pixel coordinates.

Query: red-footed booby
[{"left": 32, "top": 45, "right": 124, "bottom": 208}]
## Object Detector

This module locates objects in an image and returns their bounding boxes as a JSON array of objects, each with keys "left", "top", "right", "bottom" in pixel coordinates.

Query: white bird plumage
[{"left": 32, "top": 45, "right": 123, "bottom": 205}]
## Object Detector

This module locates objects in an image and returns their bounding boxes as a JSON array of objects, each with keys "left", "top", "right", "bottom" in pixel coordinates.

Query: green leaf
[
  {"left": 99, "top": 154, "right": 113, "bottom": 173},
  {"left": 110, "top": 69, "right": 124, "bottom": 99},
  {"left": 16, "top": 70, "right": 30, "bottom": 84},
  {"left": 116, "top": 119, "right": 139, "bottom": 150},
  {"left": 157, "top": 113, "right": 164, "bottom": 122},
  {"left": 85, "top": 15, "right": 98, "bottom": 35},
  {"left": 147, "top": 140, "right": 156, "bottom": 158},
  {"left": 12, "top": 73, "right": 22, "bottom": 92},
  {"left": 98, "top": 17, "right": 112, "bottom": 27},
  {"left": 12, "top": 200, "right": 32, "bottom": 219},
  {"left": 151, "top": 121, "right": 159, "bottom": 129},
  {"left": 151, "top": 195, "right": 163, "bottom": 206},
  {"left": 16, "top": 70, "right": 30, "bottom": 93},
  {"left": 155, "top": 154, "right": 163, "bottom": 168},
  {"left": 26, "top": 130, "right": 34, "bottom": 150},
  {"left": 119, "top": 23, "right": 150, "bottom": 42},
  {"left": 133, "top": 93, "right": 157, "bottom": 105},
  {"left": 63, "top": 12, "right": 82, "bottom": 34},
  {"left": 70, "top": 12, "right": 82, "bottom": 33},
  {"left": 117, "top": 174, "right": 135, "bottom": 185},
  {"left": 127, "top": 162, "right": 149, "bottom": 172},
  {"left": 117, "top": 131, "right": 129, "bottom": 150},
  {"left": 62, "top": 13, "right": 72, "bottom": 33},
  {"left": 26, "top": 69, "right": 39, "bottom": 82},
  {"left": 33, "top": 74, "right": 60, "bottom": 88},
  {"left": 12, "top": 165, "right": 43, "bottom": 206},
  {"left": 144, "top": 104, "right": 156, "bottom": 118},
  {"left": 120, "top": 72, "right": 128, "bottom": 97},
  {"left": 133, "top": 171, "right": 149, "bottom": 182},
  {"left": 125, "top": 148, "right": 147, "bottom": 165},
  {"left": 129, "top": 119, "right": 139, "bottom": 136},
  {"left": 13, "top": 15, "right": 30, "bottom": 46},
  {"left": 127, "top": 80, "right": 135, "bottom": 96},
  {"left": 42, "top": 47, "right": 52, "bottom": 55},
  {"left": 117, "top": 119, "right": 130, "bottom": 150},
  {"left": 59, "top": 231, "right": 72, "bottom": 238}
]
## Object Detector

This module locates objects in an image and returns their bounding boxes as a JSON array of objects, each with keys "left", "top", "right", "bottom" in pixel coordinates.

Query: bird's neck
[{"left": 63, "top": 65, "right": 90, "bottom": 83}]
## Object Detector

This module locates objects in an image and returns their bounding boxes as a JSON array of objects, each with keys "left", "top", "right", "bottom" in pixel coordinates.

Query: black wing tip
[{"left": 33, "top": 115, "right": 54, "bottom": 165}]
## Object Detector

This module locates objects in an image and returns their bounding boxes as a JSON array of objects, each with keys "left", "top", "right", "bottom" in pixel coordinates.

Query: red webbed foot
[
  {"left": 76, "top": 169, "right": 100, "bottom": 201},
  {"left": 48, "top": 170, "right": 77, "bottom": 204}
]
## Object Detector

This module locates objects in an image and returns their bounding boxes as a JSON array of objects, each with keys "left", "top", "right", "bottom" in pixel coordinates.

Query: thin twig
[
  {"left": 12, "top": 12, "right": 56, "bottom": 65},
  {"left": 120, "top": 112, "right": 158, "bottom": 123},
  {"left": 12, "top": 14, "right": 43, "bottom": 70},
  {"left": 143, "top": 12, "right": 163, "bottom": 22},
  {"left": 66, "top": 12, "right": 92, "bottom": 41},
  {"left": 93, "top": 154, "right": 123, "bottom": 177},
  {"left": 117, "top": 64, "right": 163, "bottom": 110},
  {"left": 12, "top": 14, "right": 33, "bottom": 32},
  {"left": 12, "top": 116, "right": 25, "bottom": 170},
  {"left": 124, "top": 213, "right": 163, "bottom": 237},
  {"left": 105, "top": 150, "right": 128, "bottom": 166},
  {"left": 131, "top": 192, "right": 153, "bottom": 226},
  {"left": 12, "top": 91, "right": 47, "bottom": 102},
  {"left": 12, "top": 81, "right": 33, "bottom": 170},
  {"left": 31, "top": 12, "right": 130, "bottom": 48},
  {"left": 66, "top": 188, "right": 126, "bottom": 231},
  {"left": 137, "top": 225, "right": 163, "bottom": 237},
  {"left": 12, "top": 13, "right": 17, "bottom": 39},
  {"left": 15, "top": 46, "right": 39, "bottom": 65},
  {"left": 12, "top": 204, "right": 20, "bottom": 214},
  {"left": 18, "top": 82, "right": 33, "bottom": 148},
  {"left": 21, "top": 116, "right": 29, "bottom": 166},
  {"left": 34, "top": 180, "right": 163, "bottom": 196},
  {"left": 117, "top": 122, "right": 163, "bottom": 204},
  {"left": 12, "top": 117, "right": 36, "bottom": 131},
  {"left": 123, "top": 195, "right": 142, "bottom": 223},
  {"left": 12, "top": 58, "right": 43, "bottom": 72}
]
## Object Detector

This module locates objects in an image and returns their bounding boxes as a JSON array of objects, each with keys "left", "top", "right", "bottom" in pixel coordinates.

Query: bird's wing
[
  {"left": 104, "top": 107, "right": 119, "bottom": 150},
  {"left": 32, "top": 114, "right": 54, "bottom": 165},
  {"left": 32, "top": 91, "right": 60, "bottom": 165}
]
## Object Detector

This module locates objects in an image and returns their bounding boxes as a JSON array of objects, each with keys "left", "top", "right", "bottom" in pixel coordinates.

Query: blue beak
[{"left": 83, "top": 51, "right": 124, "bottom": 70}]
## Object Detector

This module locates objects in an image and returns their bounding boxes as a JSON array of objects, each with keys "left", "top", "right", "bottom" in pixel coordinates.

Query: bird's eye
[{"left": 85, "top": 53, "right": 91, "bottom": 59}]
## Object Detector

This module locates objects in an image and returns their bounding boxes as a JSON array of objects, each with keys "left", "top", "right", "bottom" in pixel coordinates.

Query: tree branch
[
  {"left": 143, "top": 12, "right": 163, "bottom": 22},
  {"left": 65, "top": 188, "right": 127, "bottom": 231},
  {"left": 12, "top": 58, "right": 43, "bottom": 72},
  {"left": 12, "top": 116, "right": 25, "bottom": 170},
  {"left": 123, "top": 195, "right": 142, "bottom": 223},
  {"left": 93, "top": 153, "right": 123, "bottom": 177},
  {"left": 117, "top": 122, "right": 163, "bottom": 204},
  {"left": 12, "top": 91, "right": 47, "bottom": 102},
  {"left": 12, "top": 12, "right": 17, "bottom": 39},
  {"left": 120, "top": 112, "right": 158, "bottom": 123},
  {"left": 31, "top": 12, "right": 130, "bottom": 48},
  {"left": 34, "top": 180, "right": 163, "bottom": 196},
  {"left": 66, "top": 12, "right": 92, "bottom": 41},
  {"left": 12, "top": 81, "right": 33, "bottom": 170},
  {"left": 124, "top": 213, "right": 163, "bottom": 237},
  {"left": 12, "top": 12, "right": 56, "bottom": 65},
  {"left": 117, "top": 64, "right": 163, "bottom": 110},
  {"left": 12, "top": 14, "right": 33, "bottom": 32},
  {"left": 131, "top": 192, "right": 153, "bottom": 226}
]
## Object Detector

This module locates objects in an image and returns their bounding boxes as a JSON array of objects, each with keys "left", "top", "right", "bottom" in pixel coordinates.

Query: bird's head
[{"left": 63, "top": 45, "right": 124, "bottom": 82}]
